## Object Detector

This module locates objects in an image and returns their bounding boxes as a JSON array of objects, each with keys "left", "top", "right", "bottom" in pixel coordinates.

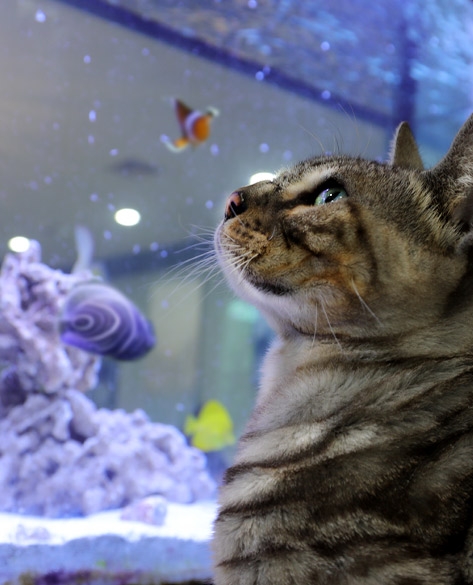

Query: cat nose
[{"left": 224, "top": 191, "right": 247, "bottom": 220}]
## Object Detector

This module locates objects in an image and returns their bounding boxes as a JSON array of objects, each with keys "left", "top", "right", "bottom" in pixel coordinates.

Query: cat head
[{"left": 215, "top": 114, "right": 473, "bottom": 349}]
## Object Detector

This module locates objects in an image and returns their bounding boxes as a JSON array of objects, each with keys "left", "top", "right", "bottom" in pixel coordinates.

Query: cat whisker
[
  {"left": 267, "top": 227, "right": 276, "bottom": 241},
  {"left": 157, "top": 248, "right": 216, "bottom": 284},
  {"left": 152, "top": 263, "right": 226, "bottom": 324},
  {"left": 297, "top": 123, "right": 326, "bottom": 155},
  {"left": 230, "top": 206, "right": 246, "bottom": 227},
  {"left": 149, "top": 243, "right": 219, "bottom": 302},
  {"left": 174, "top": 239, "right": 212, "bottom": 253},
  {"left": 351, "top": 279, "right": 382, "bottom": 326},
  {"left": 320, "top": 299, "right": 344, "bottom": 354},
  {"left": 311, "top": 304, "right": 319, "bottom": 348}
]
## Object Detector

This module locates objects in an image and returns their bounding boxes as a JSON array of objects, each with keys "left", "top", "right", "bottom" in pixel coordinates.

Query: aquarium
[{"left": 0, "top": 0, "right": 472, "bottom": 583}]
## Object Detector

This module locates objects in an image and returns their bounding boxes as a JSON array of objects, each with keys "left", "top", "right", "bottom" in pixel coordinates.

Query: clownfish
[{"left": 162, "top": 99, "right": 219, "bottom": 152}]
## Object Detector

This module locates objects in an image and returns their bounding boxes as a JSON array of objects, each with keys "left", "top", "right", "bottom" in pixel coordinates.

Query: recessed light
[
  {"left": 249, "top": 172, "right": 276, "bottom": 185},
  {"left": 8, "top": 236, "right": 31, "bottom": 253},
  {"left": 114, "top": 208, "right": 141, "bottom": 226}
]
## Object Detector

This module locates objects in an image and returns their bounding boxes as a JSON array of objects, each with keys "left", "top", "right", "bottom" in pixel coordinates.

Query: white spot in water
[
  {"left": 255, "top": 71, "right": 264, "bottom": 81},
  {"left": 161, "top": 299, "right": 169, "bottom": 309},
  {"left": 8, "top": 236, "right": 31, "bottom": 253},
  {"left": 107, "top": 203, "right": 115, "bottom": 211},
  {"left": 44, "top": 176, "right": 52, "bottom": 184},
  {"left": 321, "top": 90, "right": 331, "bottom": 100},
  {"left": 83, "top": 55, "right": 91, "bottom": 64},
  {"left": 89, "top": 110, "right": 96, "bottom": 122},
  {"left": 88, "top": 135, "right": 95, "bottom": 144},
  {"left": 283, "top": 150, "right": 293, "bottom": 161},
  {"left": 132, "top": 244, "right": 141, "bottom": 255},
  {"left": 259, "top": 143, "right": 269, "bottom": 153},
  {"left": 141, "top": 47, "right": 150, "bottom": 56},
  {"left": 103, "top": 230, "right": 112, "bottom": 240},
  {"left": 205, "top": 200, "right": 214, "bottom": 209},
  {"left": 35, "top": 10, "right": 46, "bottom": 23},
  {"left": 210, "top": 144, "right": 219, "bottom": 156},
  {"left": 321, "top": 41, "right": 330, "bottom": 51},
  {"left": 109, "top": 148, "right": 119, "bottom": 156},
  {"left": 160, "top": 250, "right": 168, "bottom": 258},
  {"left": 90, "top": 193, "right": 99, "bottom": 202},
  {"left": 248, "top": 0, "right": 257, "bottom": 8},
  {"left": 150, "top": 242, "right": 159, "bottom": 251},
  {"left": 115, "top": 208, "right": 141, "bottom": 226}
]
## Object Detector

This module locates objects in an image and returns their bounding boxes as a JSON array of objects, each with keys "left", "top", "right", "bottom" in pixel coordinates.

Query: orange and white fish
[{"left": 162, "top": 99, "right": 219, "bottom": 152}]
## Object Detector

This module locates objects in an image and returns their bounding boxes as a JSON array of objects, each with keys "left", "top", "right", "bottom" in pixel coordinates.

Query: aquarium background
[{"left": 1, "top": 0, "right": 473, "bottom": 579}]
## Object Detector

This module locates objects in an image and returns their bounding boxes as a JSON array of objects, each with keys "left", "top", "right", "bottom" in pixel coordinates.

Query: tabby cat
[{"left": 212, "top": 115, "right": 473, "bottom": 584}]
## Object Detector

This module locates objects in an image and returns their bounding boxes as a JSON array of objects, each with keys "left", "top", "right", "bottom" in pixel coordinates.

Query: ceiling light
[
  {"left": 114, "top": 208, "right": 141, "bottom": 227},
  {"left": 249, "top": 172, "right": 276, "bottom": 185},
  {"left": 8, "top": 236, "right": 31, "bottom": 253}
]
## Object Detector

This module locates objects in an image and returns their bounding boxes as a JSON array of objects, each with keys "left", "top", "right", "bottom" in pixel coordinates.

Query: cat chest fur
[{"left": 213, "top": 341, "right": 473, "bottom": 585}]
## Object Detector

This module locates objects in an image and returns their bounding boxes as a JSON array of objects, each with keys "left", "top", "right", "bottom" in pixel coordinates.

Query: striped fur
[{"left": 212, "top": 116, "right": 473, "bottom": 584}]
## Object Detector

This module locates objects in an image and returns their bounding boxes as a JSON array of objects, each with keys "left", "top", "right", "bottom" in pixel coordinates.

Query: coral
[
  {"left": 0, "top": 389, "right": 216, "bottom": 517},
  {"left": 0, "top": 241, "right": 100, "bottom": 405},
  {"left": 0, "top": 243, "right": 216, "bottom": 517},
  {"left": 120, "top": 495, "right": 168, "bottom": 525}
]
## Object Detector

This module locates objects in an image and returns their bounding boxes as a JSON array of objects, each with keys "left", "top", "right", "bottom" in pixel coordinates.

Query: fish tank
[{"left": 0, "top": 0, "right": 472, "bottom": 583}]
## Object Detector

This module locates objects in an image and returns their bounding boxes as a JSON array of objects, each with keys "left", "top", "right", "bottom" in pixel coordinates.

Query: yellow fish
[
  {"left": 184, "top": 400, "right": 235, "bottom": 452},
  {"left": 162, "top": 99, "right": 219, "bottom": 152}
]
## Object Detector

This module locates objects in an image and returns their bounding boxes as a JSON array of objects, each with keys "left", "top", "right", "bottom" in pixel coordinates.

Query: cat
[{"left": 211, "top": 114, "right": 473, "bottom": 584}]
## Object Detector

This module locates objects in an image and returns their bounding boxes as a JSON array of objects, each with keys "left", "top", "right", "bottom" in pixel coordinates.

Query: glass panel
[{"left": 0, "top": 0, "right": 471, "bottom": 582}]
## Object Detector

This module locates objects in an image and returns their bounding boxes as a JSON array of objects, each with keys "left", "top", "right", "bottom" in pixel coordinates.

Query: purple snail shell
[{"left": 60, "top": 282, "right": 155, "bottom": 360}]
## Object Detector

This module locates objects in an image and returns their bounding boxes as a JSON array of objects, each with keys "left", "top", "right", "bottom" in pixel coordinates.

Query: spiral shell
[{"left": 60, "top": 282, "right": 155, "bottom": 360}]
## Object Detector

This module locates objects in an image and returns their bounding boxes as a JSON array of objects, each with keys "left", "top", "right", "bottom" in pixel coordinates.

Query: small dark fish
[
  {"left": 60, "top": 282, "right": 155, "bottom": 360},
  {"left": 109, "top": 158, "right": 159, "bottom": 177}
]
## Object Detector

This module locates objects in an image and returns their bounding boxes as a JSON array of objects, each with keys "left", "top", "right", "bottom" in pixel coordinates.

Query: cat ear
[
  {"left": 389, "top": 122, "right": 424, "bottom": 171},
  {"left": 430, "top": 113, "right": 473, "bottom": 183},
  {"left": 429, "top": 114, "right": 473, "bottom": 248}
]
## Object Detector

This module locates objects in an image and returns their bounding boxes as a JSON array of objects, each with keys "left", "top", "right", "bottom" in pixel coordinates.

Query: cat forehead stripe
[{"left": 281, "top": 166, "right": 339, "bottom": 200}]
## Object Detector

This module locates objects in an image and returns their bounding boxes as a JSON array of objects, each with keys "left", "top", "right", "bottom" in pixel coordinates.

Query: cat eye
[{"left": 314, "top": 186, "right": 348, "bottom": 205}]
